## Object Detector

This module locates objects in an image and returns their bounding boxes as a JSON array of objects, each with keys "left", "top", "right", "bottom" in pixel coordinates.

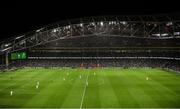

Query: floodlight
[
  {"left": 80, "top": 23, "right": 83, "bottom": 27},
  {"left": 53, "top": 29, "right": 57, "bottom": 32},
  {"left": 100, "top": 22, "right": 103, "bottom": 26},
  {"left": 53, "top": 28, "right": 60, "bottom": 32},
  {"left": 120, "top": 21, "right": 127, "bottom": 25}
]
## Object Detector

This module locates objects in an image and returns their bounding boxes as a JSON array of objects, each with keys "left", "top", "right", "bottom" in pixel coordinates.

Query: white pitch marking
[
  {"left": 63, "top": 78, "right": 66, "bottom": 81},
  {"left": 80, "top": 73, "right": 89, "bottom": 109}
]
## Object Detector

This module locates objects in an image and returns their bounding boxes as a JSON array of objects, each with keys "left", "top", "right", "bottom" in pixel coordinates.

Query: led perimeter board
[{"left": 10, "top": 52, "right": 27, "bottom": 60}]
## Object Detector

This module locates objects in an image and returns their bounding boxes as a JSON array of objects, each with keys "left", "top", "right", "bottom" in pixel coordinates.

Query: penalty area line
[{"left": 80, "top": 73, "right": 89, "bottom": 109}]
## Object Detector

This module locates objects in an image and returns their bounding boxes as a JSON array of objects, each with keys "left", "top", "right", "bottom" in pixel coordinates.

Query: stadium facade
[{"left": 0, "top": 15, "right": 180, "bottom": 70}]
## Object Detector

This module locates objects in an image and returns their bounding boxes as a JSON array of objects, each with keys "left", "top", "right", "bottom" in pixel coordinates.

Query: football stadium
[{"left": 0, "top": 15, "right": 180, "bottom": 108}]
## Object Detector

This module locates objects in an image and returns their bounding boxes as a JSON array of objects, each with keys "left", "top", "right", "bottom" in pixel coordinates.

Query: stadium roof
[
  {"left": 0, "top": 0, "right": 179, "bottom": 40},
  {"left": 1, "top": 14, "right": 180, "bottom": 53}
]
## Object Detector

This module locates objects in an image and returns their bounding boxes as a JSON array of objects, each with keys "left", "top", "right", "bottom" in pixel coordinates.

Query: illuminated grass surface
[{"left": 0, "top": 67, "right": 180, "bottom": 108}]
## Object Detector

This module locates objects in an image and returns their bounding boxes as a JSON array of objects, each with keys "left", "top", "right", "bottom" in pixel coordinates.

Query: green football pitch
[{"left": 0, "top": 67, "right": 180, "bottom": 108}]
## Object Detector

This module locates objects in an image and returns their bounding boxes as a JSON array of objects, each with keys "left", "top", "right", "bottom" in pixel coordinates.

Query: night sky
[{"left": 0, "top": 1, "right": 179, "bottom": 40}]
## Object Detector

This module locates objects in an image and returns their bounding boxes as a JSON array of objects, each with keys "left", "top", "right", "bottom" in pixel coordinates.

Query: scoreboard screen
[{"left": 11, "top": 52, "right": 27, "bottom": 60}]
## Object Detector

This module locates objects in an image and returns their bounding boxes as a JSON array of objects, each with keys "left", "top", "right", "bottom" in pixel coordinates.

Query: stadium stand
[{"left": 0, "top": 15, "right": 180, "bottom": 72}]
